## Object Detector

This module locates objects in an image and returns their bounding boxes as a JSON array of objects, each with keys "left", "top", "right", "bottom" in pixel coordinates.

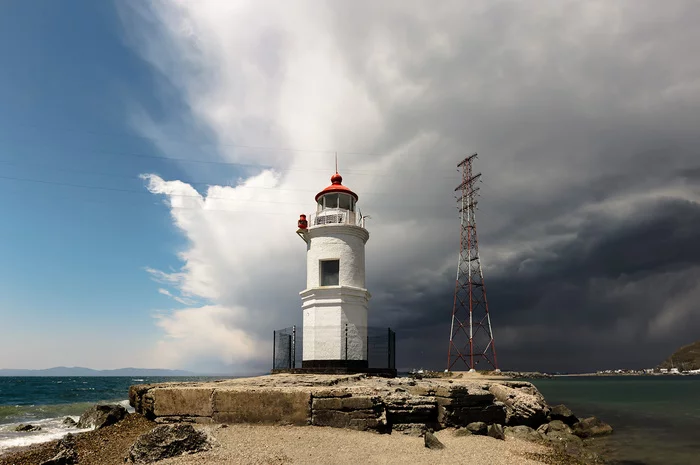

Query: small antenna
[{"left": 335, "top": 152, "right": 338, "bottom": 173}]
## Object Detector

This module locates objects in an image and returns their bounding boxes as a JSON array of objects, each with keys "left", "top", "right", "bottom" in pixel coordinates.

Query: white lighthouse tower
[{"left": 296, "top": 170, "right": 370, "bottom": 370}]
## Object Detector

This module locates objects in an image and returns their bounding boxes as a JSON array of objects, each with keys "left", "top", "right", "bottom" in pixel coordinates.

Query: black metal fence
[{"left": 273, "top": 325, "right": 396, "bottom": 371}]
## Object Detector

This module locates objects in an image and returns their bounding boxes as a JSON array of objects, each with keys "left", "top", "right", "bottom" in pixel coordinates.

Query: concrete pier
[{"left": 129, "top": 373, "right": 550, "bottom": 434}]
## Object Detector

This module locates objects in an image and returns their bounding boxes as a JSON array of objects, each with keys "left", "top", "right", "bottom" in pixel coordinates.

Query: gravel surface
[
  {"left": 1, "top": 417, "right": 555, "bottom": 464},
  {"left": 159, "top": 424, "right": 550, "bottom": 465}
]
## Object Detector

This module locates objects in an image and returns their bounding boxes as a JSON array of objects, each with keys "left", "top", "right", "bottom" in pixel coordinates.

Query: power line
[
  {"left": 0, "top": 173, "right": 449, "bottom": 210},
  {"left": 0, "top": 174, "right": 308, "bottom": 206},
  {"left": 0, "top": 158, "right": 436, "bottom": 196},
  {"left": 0, "top": 119, "right": 429, "bottom": 160},
  {"left": 0, "top": 135, "right": 457, "bottom": 178}
]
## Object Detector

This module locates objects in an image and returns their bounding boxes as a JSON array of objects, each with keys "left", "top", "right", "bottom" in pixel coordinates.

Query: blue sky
[
  {"left": 0, "top": 1, "right": 226, "bottom": 369},
  {"left": 1, "top": 1, "right": 698, "bottom": 374}
]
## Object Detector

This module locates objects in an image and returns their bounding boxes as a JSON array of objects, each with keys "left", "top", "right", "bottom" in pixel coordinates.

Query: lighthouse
[{"left": 296, "top": 171, "right": 370, "bottom": 370}]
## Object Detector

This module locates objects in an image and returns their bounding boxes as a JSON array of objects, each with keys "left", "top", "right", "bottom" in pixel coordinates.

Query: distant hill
[
  {"left": 0, "top": 366, "right": 197, "bottom": 377},
  {"left": 659, "top": 340, "right": 700, "bottom": 371}
]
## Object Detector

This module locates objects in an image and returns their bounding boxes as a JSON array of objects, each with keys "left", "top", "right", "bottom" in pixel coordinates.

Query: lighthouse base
[
  {"left": 302, "top": 359, "right": 368, "bottom": 370},
  {"left": 273, "top": 365, "right": 396, "bottom": 377},
  {"left": 300, "top": 286, "right": 370, "bottom": 364},
  {"left": 295, "top": 359, "right": 395, "bottom": 377}
]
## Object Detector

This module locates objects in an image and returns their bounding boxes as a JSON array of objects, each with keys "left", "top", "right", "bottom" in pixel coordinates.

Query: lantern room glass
[{"left": 318, "top": 193, "right": 354, "bottom": 211}]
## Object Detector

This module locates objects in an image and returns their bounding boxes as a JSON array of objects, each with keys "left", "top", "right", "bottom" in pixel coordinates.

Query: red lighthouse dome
[{"left": 315, "top": 171, "right": 358, "bottom": 202}]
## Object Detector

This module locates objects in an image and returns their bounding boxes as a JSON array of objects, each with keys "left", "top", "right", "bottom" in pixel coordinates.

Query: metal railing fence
[{"left": 272, "top": 325, "right": 396, "bottom": 371}]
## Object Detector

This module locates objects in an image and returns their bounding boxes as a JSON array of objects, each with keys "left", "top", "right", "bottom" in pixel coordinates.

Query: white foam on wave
[
  {"left": 0, "top": 417, "right": 92, "bottom": 454},
  {"left": 118, "top": 399, "right": 135, "bottom": 414},
  {"left": 0, "top": 399, "right": 131, "bottom": 455}
]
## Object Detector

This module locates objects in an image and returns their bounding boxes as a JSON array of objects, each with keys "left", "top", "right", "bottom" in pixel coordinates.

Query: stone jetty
[{"left": 128, "top": 373, "right": 551, "bottom": 433}]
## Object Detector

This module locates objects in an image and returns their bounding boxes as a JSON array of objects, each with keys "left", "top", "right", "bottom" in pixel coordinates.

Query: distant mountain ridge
[
  {"left": 0, "top": 366, "right": 196, "bottom": 376},
  {"left": 659, "top": 340, "right": 700, "bottom": 371}
]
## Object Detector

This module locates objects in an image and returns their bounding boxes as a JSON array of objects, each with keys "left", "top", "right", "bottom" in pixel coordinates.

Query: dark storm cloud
[{"left": 371, "top": 197, "right": 700, "bottom": 372}]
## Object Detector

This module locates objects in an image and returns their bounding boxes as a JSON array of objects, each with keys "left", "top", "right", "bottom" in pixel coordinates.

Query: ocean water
[
  {"left": 0, "top": 376, "right": 227, "bottom": 453},
  {"left": 2, "top": 375, "right": 698, "bottom": 463},
  {"left": 530, "top": 376, "right": 700, "bottom": 465}
]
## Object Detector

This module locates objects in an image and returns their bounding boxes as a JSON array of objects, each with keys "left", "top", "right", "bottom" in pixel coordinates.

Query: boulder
[
  {"left": 572, "top": 416, "right": 613, "bottom": 438},
  {"left": 41, "top": 434, "right": 78, "bottom": 465},
  {"left": 62, "top": 417, "right": 77, "bottom": 427},
  {"left": 453, "top": 427, "right": 472, "bottom": 437},
  {"left": 487, "top": 424, "right": 505, "bottom": 440},
  {"left": 549, "top": 404, "right": 578, "bottom": 426},
  {"left": 128, "top": 424, "right": 211, "bottom": 464},
  {"left": 551, "top": 438, "right": 603, "bottom": 464},
  {"left": 548, "top": 420, "right": 572, "bottom": 434},
  {"left": 424, "top": 432, "right": 445, "bottom": 450},
  {"left": 504, "top": 425, "right": 543, "bottom": 442},
  {"left": 77, "top": 404, "right": 127, "bottom": 429},
  {"left": 546, "top": 428, "right": 583, "bottom": 446},
  {"left": 488, "top": 383, "right": 549, "bottom": 427},
  {"left": 466, "top": 421, "right": 487, "bottom": 435},
  {"left": 14, "top": 424, "right": 42, "bottom": 432}
]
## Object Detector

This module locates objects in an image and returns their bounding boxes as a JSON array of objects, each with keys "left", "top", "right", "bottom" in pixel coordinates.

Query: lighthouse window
[
  {"left": 324, "top": 194, "right": 338, "bottom": 209},
  {"left": 338, "top": 194, "right": 352, "bottom": 210},
  {"left": 320, "top": 259, "right": 340, "bottom": 286}
]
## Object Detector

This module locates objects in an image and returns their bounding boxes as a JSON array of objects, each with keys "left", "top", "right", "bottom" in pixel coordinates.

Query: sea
[
  {"left": 0, "top": 375, "right": 698, "bottom": 463},
  {"left": 0, "top": 376, "right": 226, "bottom": 454},
  {"left": 530, "top": 376, "right": 700, "bottom": 465}
]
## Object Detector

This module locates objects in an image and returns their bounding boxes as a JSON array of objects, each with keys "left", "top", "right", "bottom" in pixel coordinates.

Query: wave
[
  {"left": 0, "top": 402, "right": 95, "bottom": 425},
  {"left": 0, "top": 417, "right": 91, "bottom": 454},
  {"left": 0, "top": 399, "right": 132, "bottom": 454},
  {"left": 0, "top": 399, "right": 133, "bottom": 425}
]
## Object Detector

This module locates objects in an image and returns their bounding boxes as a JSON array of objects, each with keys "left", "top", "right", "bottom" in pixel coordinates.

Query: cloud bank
[{"left": 121, "top": 0, "right": 700, "bottom": 373}]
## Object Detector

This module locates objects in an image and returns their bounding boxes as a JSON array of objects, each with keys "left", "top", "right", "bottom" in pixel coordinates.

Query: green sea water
[{"left": 530, "top": 376, "right": 700, "bottom": 465}]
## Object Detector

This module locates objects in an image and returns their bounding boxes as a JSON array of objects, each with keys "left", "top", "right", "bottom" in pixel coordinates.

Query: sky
[{"left": 0, "top": 0, "right": 699, "bottom": 374}]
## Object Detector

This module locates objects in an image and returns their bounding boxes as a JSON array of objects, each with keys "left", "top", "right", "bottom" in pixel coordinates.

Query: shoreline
[
  {"left": 1, "top": 373, "right": 611, "bottom": 464},
  {"left": 0, "top": 413, "right": 571, "bottom": 465},
  {"left": 553, "top": 372, "right": 698, "bottom": 377}
]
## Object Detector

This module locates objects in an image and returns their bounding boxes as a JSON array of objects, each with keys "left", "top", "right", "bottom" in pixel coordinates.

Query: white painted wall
[
  {"left": 301, "top": 223, "right": 371, "bottom": 363},
  {"left": 305, "top": 225, "right": 369, "bottom": 289},
  {"left": 301, "top": 286, "right": 370, "bottom": 360}
]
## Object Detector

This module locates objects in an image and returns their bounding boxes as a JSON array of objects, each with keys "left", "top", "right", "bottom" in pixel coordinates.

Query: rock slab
[
  {"left": 573, "top": 416, "right": 613, "bottom": 438},
  {"left": 466, "top": 421, "right": 487, "bottom": 435},
  {"left": 77, "top": 404, "right": 128, "bottom": 429},
  {"left": 128, "top": 424, "right": 211, "bottom": 464},
  {"left": 41, "top": 433, "right": 78, "bottom": 465},
  {"left": 424, "top": 432, "right": 445, "bottom": 450},
  {"left": 488, "top": 383, "right": 549, "bottom": 427},
  {"left": 504, "top": 425, "right": 543, "bottom": 442},
  {"left": 550, "top": 404, "right": 578, "bottom": 426},
  {"left": 487, "top": 424, "right": 505, "bottom": 440},
  {"left": 14, "top": 424, "right": 42, "bottom": 432}
]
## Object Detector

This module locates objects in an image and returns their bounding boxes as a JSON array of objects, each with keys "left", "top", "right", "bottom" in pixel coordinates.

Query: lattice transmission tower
[{"left": 447, "top": 154, "right": 499, "bottom": 372}]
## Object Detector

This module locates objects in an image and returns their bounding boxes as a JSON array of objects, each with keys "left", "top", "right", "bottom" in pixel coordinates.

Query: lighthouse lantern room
[{"left": 297, "top": 171, "right": 370, "bottom": 370}]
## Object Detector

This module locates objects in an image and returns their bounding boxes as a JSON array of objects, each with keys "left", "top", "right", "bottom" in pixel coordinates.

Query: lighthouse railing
[
  {"left": 309, "top": 209, "right": 362, "bottom": 227},
  {"left": 271, "top": 325, "right": 396, "bottom": 371}
]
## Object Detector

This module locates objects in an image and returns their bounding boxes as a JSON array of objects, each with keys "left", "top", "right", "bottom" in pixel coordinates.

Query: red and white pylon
[{"left": 447, "top": 154, "right": 499, "bottom": 372}]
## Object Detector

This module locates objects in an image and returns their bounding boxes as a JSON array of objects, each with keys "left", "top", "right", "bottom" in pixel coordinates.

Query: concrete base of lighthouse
[{"left": 300, "top": 286, "right": 370, "bottom": 371}]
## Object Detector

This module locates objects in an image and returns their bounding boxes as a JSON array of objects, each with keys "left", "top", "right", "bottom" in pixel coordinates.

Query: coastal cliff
[{"left": 659, "top": 339, "right": 700, "bottom": 370}]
